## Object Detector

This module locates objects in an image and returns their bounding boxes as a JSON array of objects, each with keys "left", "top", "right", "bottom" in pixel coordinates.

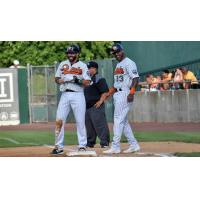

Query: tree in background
[{"left": 0, "top": 41, "right": 113, "bottom": 67}]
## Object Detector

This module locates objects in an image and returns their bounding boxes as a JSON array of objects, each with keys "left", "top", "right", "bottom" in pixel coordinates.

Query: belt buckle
[{"left": 65, "top": 89, "right": 74, "bottom": 92}]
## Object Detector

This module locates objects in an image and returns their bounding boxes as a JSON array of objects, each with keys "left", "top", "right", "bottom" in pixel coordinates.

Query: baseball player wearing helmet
[
  {"left": 103, "top": 43, "right": 140, "bottom": 154},
  {"left": 51, "top": 44, "right": 91, "bottom": 155}
]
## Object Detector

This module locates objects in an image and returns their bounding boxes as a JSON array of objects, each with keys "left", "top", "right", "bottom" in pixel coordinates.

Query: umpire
[{"left": 84, "top": 61, "right": 110, "bottom": 148}]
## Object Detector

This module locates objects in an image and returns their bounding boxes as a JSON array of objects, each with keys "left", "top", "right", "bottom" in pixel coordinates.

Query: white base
[{"left": 66, "top": 150, "right": 97, "bottom": 157}]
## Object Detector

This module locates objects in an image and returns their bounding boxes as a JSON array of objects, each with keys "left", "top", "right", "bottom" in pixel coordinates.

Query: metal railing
[{"left": 139, "top": 80, "right": 200, "bottom": 91}]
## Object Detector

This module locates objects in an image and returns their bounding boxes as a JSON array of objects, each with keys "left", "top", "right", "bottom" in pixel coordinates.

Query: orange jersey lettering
[
  {"left": 62, "top": 67, "right": 83, "bottom": 75},
  {"left": 114, "top": 67, "right": 124, "bottom": 75}
]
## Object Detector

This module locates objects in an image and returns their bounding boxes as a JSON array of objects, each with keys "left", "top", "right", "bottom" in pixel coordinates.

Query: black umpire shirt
[{"left": 84, "top": 73, "right": 109, "bottom": 109}]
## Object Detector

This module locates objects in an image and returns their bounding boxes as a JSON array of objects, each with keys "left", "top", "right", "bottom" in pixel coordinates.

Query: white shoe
[
  {"left": 123, "top": 144, "right": 140, "bottom": 153},
  {"left": 103, "top": 148, "right": 121, "bottom": 154}
]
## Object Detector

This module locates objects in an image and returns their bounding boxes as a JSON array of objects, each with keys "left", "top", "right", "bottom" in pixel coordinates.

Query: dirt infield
[
  {"left": 1, "top": 122, "right": 200, "bottom": 132},
  {"left": 0, "top": 142, "right": 200, "bottom": 157}
]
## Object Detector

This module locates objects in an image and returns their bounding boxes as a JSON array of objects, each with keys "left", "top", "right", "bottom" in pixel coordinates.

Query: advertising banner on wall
[{"left": 0, "top": 69, "right": 20, "bottom": 126}]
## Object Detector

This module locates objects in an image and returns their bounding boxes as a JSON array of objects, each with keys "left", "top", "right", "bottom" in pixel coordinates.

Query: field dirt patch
[{"left": 0, "top": 142, "right": 200, "bottom": 157}]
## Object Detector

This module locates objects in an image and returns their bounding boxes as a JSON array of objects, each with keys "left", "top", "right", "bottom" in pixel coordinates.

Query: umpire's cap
[
  {"left": 110, "top": 43, "right": 124, "bottom": 54},
  {"left": 65, "top": 44, "right": 80, "bottom": 54},
  {"left": 87, "top": 61, "right": 98, "bottom": 69}
]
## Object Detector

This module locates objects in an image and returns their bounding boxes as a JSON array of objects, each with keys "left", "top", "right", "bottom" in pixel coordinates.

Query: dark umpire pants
[{"left": 85, "top": 104, "right": 110, "bottom": 147}]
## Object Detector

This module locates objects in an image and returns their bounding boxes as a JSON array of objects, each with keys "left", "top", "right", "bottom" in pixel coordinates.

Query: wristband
[{"left": 129, "top": 87, "right": 135, "bottom": 95}]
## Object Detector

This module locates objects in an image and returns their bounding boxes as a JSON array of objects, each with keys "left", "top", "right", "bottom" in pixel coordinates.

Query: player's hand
[
  {"left": 73, "top": 76, "right": 79, "bottom": 83},
  {"left": 58, "top": 79, "right": 65, "bottom": 84},
  {"left": 94, "top": 100, "right": 103, "bottom": 108},
  {"left": 127, "top": 94, "right": 134, "bottom": 102}
]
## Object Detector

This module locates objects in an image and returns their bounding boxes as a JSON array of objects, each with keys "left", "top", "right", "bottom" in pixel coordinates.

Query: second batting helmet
[{"left": 110, "top": 43, "right": 124, "bottom": 54}]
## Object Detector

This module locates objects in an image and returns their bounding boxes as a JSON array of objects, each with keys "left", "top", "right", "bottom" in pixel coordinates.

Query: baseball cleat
[
  {"left": 123, "top": 144, "right": 140, "bottom": 153},
  {"left": 101, "top": 145, "right": 109, "bottom": 148},
  {"left": 103, "top": 148, "right": 121, "bottom": 154},
  {"left": 78, "top": 147, "right": 86, "bottom": 151},
  {"left": 51, "top": 148, "right": 64, "bottom": 155}
]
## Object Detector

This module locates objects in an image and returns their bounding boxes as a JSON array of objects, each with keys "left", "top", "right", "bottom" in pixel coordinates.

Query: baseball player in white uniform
[
  {"left": 51, "top": 44, "right": 91, "bottom": 155},
  {"left": 103, "top": 43, "right": 140, "bottom": 154}
]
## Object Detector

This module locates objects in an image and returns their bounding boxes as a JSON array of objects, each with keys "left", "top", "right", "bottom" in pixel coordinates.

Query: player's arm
[
  {"left": 127, "top": 77, "right": 139, "bottom": 102},
  {"left": 94, "top": 87, "right": 117, "bottom": 105},
  {"left": 99, "top": 87, "right": 117, "bottom": 103},
  {"left": 82, "top": 79, "right": 91, "bottom": 86},
  {"left": 55, "top": 77, "right": 65, "bottom": 84},
  {"left": 82, "top": 66, "right": 92, "bottom": 86},
  {"left": 55, "top": 63, "right": 65, "bottom": 84},
  {"left": 126, "top": 61, "right": 139, "bottom": 102},
  {"left": 73, "top": 65, "right": 91, "bottom": 87},
  {"left": 73, "top": 77, "right": 91, "bottom": 86}
]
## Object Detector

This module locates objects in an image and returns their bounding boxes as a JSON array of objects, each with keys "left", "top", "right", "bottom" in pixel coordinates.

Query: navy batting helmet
[
  {"left": 110, "top": 43, "right": 124, "bottom": 54},
  {"left": 65, "top": 44, "right": 80, "bottom": 54}
]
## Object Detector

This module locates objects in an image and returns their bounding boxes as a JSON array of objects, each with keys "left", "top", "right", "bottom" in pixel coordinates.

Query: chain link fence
[{"left": 27, "top": 64, "right": 58, "bottom": 122}]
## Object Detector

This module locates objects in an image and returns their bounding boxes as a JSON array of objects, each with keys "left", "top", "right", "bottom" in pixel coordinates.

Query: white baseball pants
[
  {"left": 55, "top": 92, "right": 87, "bottom": 148},
  {"left": 112, "top": 91, "right": 139, "bottom": 150}
]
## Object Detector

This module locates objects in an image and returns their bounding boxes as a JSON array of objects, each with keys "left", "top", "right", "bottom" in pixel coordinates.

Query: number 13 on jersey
[{"left": 115, "top": 75, "right": 124, "bottom": 82}]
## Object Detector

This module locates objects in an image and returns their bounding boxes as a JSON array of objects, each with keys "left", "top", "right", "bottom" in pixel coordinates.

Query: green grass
[
  {"left": 0, "top": 131, "right": 78, "bottom": 148},
  {"left": 174, "top": 152, "right": 200, "bottom": 157},
  {"left": 0, "top": 131, "right": 200, "bottom": 148},
  {"left": 132, "top": 132, "right": 200, "bottom": 143}
]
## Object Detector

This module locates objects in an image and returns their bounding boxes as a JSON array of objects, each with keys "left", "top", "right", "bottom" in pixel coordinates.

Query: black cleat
[
  {"left": 51, "top": 148, "right": 64, "bottom": 155},
  {"left": 78, "top": 147, "right": 86, "bottom": 151}
]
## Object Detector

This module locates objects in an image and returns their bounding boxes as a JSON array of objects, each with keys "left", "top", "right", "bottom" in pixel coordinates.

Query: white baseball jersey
[
  {"left": 55, "top": 60, "right": 91, "bottom": 92},
  {"left": 114, "top": 57, "right": 139, "bottom": 91}
]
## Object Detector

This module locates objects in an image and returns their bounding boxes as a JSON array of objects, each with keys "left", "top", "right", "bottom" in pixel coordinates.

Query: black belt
[
  {"left": 65, "top": 89, "right": 75, "bottom": 92},
  {"left": 117, "top": 88, "right": 123, "bottom": 91}
]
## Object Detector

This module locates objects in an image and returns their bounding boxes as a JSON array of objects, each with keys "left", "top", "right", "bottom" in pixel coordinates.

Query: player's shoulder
[
  {"left": 78, "top": 60, "right": 87, "bottom": 67},
  {"left": 58, "top": 60, "right": 69, "bottom": 68},
  {"left": 125, "top": 57, "right": 136, "bottom": 64},
  {"left": 124, "top": 57, "right": 137, "bottom": 68},
  {"left": 60, "top": 60, "right": 69, "bottom": 64}
]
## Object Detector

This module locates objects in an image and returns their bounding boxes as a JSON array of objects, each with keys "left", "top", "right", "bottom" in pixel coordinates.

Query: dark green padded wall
[
  {"left": 122, "top": 41, "right": 200, "bottom": 73},
  {"left": 18, "top": 69, "right": 29, "bottom": 123}
]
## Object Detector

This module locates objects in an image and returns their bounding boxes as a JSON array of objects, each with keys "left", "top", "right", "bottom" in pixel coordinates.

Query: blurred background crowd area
[{"left": 139, "top": 67, "right": 199, "bottom": 91}]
